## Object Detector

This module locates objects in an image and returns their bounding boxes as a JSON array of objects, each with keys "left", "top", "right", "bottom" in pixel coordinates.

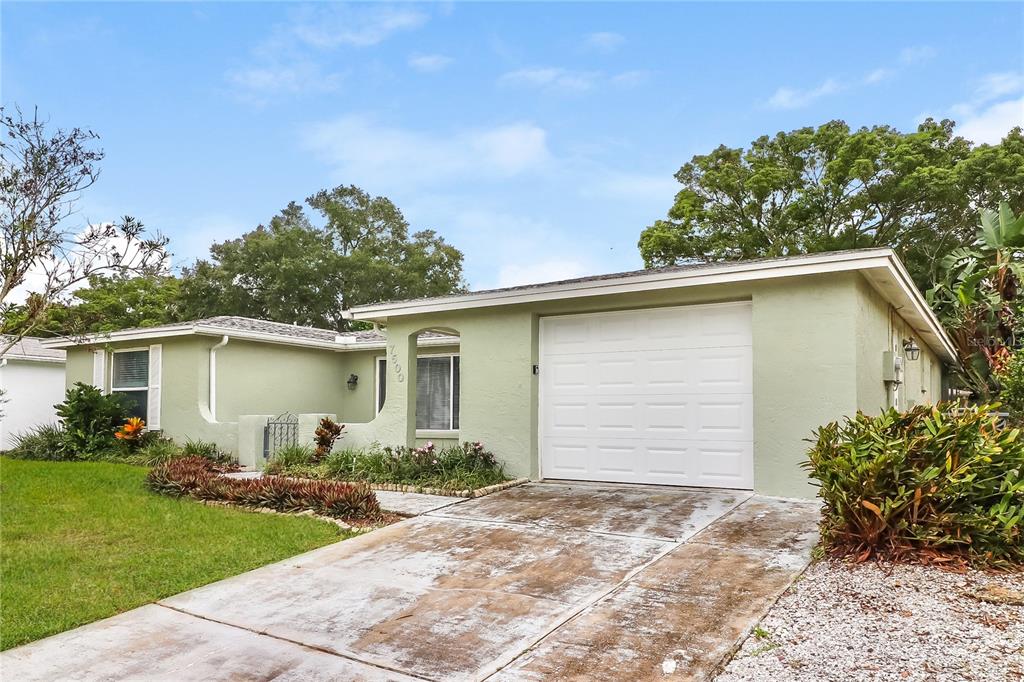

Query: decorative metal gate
[{"left": 263, "top": 412, "right": 299, "bottom": 460}]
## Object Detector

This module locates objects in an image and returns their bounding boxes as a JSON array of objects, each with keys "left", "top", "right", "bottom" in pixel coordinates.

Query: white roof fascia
[{"left": 348, "top": 249, "right": 957, "bottom": 364}]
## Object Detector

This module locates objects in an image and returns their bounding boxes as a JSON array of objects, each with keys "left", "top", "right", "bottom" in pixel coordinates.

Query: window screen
[
  {"left": 376, "top": 355, "right": 460, "bottom": 430},
  {"left": 112, "top": 350, "right": 149, "bottom": 420}
]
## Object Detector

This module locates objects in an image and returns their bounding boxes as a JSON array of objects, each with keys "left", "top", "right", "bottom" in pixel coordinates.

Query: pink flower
[{"left": 432, "top": 458, "right": 438, "bottom": 464}]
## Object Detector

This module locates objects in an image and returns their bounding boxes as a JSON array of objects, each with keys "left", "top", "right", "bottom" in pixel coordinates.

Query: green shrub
[
  {"left": 997, "top": 350, "right": 1024, "bottom": 424},
  {"left": 806, "top": 403, "right": 1024, "bottom": 568},
  {"left": 269, "top": 440, "right": 508, "bottom": 492},
  {"left": 146, "top": 456, "right": 380, "bottom": 520},
  {"left": 6, "top": 425, "right": 67, "bottom": 461},
  {"left": 126, "top": 437, "right": 182, "bottom": 466},
  {"left": 264, "top": 444, "right": 316, "bottom": 474},
  {"left": 56, "top": 383, "right": 131, "bottom": 458},
  {"left": 181, "top": 437, "right": 236, "bottom": 466}
]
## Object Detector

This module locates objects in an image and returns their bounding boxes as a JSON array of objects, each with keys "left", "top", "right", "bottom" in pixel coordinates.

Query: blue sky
[{"left": 4, "top": 2, "right": 1023, "bottom": 290}]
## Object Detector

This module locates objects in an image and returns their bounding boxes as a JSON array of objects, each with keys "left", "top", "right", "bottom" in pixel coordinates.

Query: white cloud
[
  {"left": 499, "top": 67, "right": 649, "bottom": 93},
  {"left": 610, "top": 70, "right": 651, "bottom": 87},
  {"left": 765, "top": 78, "right": 842, "bottom": 110},
  {"left": 864, "top": 67, "right": 894, "bottom": 85},
  {"left": 584, "top": 31, "right": 625, "bottom": 52},
  {"left": 287, "top": 5, "right": 428, "bottom": 49},
  {"left": 899, "top": 45, "right": 937, "bottom": 65},
  {"left": 497, "top": 260, "right": 591, "bottom": 288},
  {"left": 302, "top": 116, "right": 551, "bottom": 188},
  {"left": 921, "top": 72, "right": 1024, "bottom": 145},
  {"left": 226, "top": 61, "right": 343, "bottom": 97},
  {"left": 227, "top": 5, "right": 429, "bottom": 100},
  {"left": 767, "top": 46, "right": 936, "bottom": 108},
  {"left": 583, "top": 171, "right": 678, "bottom": 202},
  {"left": 500, "top": 67, "right": 599, "bottom": 93},
  {"left": 408, "top": 53, "right": 454, "bottom": 73},
  {"left": 957, "top": 97, "right": 1024, "bottom": 145},
  {"left": 975, "top": 72, "right": 1024, "bottom": 103}
]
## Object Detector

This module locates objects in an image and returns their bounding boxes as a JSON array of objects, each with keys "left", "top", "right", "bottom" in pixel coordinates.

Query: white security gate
[{"left": 539, "top": 301, "right": 754, "bottom": 489}]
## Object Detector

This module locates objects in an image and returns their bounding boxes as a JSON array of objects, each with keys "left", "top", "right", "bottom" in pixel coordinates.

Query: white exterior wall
[{"left": 0, "top": 360, "right": 66, "bottom": 448}]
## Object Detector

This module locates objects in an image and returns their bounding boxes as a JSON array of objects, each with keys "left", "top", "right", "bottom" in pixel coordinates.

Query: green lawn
[{"left": 0, "top": 458, "right": 347, "bottom": 650}]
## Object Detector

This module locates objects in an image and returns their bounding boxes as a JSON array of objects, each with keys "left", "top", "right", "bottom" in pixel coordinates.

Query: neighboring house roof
[
  {"left": 39, "top": 316, "right": 458, "bottom": 352},
  {"left": 346, "top": 248, "right": 958, "bottom": 364},
  {"left": 1, "top": 336, "right": 67, "bottom": 364}
]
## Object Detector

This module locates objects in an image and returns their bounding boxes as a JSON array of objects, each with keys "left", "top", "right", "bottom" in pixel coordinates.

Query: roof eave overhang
[
  {"left": 39, "top": 325, "right": 457, "bottom": 352},
  {"left": 348, "top": 249, "right": 958, "bottom": 364}
]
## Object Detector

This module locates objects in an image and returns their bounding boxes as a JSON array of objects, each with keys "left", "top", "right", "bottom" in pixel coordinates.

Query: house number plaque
[{"left": 387, "top": 344, "right": 405, "bottom": 383}]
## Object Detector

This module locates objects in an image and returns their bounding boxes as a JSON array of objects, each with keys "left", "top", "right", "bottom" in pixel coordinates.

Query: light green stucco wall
[
  {"left": 64, "top": 336, "right": 464, "bottom": 458},
  {"left": 344, "top": 271, "right": 935, "bottom": 499},
  {"left": 65, "top": 336, "right": 351, "bottom": 455},
  {"left": 854, "top": 275, "right": 944, "bottom": 413}
]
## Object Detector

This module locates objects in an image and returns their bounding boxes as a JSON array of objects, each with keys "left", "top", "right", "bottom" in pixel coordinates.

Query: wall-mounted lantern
[
  {"left": 347, "top": 373, "right": 359, "bottom": 390},
  {"left": 902, "top": 339, "right": 921, "bottom": 361}
]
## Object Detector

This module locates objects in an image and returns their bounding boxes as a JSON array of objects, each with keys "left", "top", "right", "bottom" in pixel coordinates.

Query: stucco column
[{"left": 379, "top": 324, "right": 418, "bottom": 448}]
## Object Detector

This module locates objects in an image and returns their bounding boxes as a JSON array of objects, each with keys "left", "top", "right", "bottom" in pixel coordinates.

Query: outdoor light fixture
[
  {"left": 903, "top": 339, "right": 921, "bottom": 361},
  {"left": 347, "top": 373, "right": 359, "bottom": 389}
]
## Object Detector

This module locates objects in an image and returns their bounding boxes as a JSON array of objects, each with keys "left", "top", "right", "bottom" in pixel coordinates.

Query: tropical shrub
[
  {"left": 313, "top": 417, "right": 344, "bottom": 462},
  {"left": 806, "top": 403, "right": 1024, "bottom": 568},
  {"left": 269, "top": 440, "right": 508, "bottom": 492},
  {"left": 997, "top": 349, "right": 1024, "bottom": 424},
  {"left": 927, "top": 203, "right": 1024, "bottom": 398},
  {"left": 55, "top": 382, "right": 131, "bottom": 458},
  {"left": 181, "top": 437, "right": 236, "bottom": 465},
  {"left": 146, "top": 456, "right": 380, "bottom": 520},
  {"left": 126, "top": 436, "right": 183, "bottom": 466},
  {"left": 264, "top": 444, "right": 316, "bottom": 473},
  {"left": 5, "top": 424, "right": 67, "bottom": 460}
]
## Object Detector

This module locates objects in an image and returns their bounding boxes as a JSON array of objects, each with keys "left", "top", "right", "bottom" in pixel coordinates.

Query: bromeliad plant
[
  {"left": 146, "top": 456, "right": 381, "bottom": 521},
  {"left": 114, "top": 417, "right": 146, "bottom": 445},
  {"left": 805, "top": 403, "right": 1024, "bottom": 568}
]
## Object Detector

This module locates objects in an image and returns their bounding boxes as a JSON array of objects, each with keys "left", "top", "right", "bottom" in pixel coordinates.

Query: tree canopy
[
  {"left": 177, "top": 185, "right": 465, "bottom": 330},
  {"left": 0, "top": 106, "right": 168, "bottom": 349},
  {"left": 638, "top": 119, "right": 1024, "bottom": 288}
]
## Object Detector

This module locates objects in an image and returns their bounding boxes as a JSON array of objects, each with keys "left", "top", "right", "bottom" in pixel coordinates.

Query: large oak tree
[
  {"left": 638, "top": 119, "right": 1024, "bottom": 288},
  {"left": 178, "top": 185, "right": 466, "bottom": 330}
]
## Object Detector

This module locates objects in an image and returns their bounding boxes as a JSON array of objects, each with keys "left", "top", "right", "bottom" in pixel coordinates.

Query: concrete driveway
[{"left": 2, "top": 482, "right": 820, "bottom": 681}]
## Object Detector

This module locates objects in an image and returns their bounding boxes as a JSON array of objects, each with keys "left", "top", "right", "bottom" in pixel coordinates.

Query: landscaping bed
[
  {"left": 718, "top": 559, "right": 1024, "bottom": 682},
  {"left": 264, "top": 439, "right": 515, "bottom": 496},
  {"left": 0, "top": 458, "right": 346, "bottom": 650}
]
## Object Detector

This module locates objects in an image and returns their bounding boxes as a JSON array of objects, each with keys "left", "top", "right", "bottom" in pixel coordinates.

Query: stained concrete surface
[
  {"left": 374, "top": 489, "right": 462, "bottom": 516},
  {"left": 1, "top": 483, "right": 819, "bottom": 682},
  {"left": 0, "top": 604, "right": 421, "bottom": 682},
  {"left": 433, "top": 481, "right": 751, "bottom": 542}
]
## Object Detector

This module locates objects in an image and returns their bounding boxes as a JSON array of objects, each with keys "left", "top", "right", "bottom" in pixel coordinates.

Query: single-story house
[
  {"left": 45, "top": 248, "right": 954, "bottom": 498},
  {"left": 0, "top": 336, "right": 67, "bottom": 448},
  {"left": 44, "top": 317, "right": 459, "bottom": 463}
]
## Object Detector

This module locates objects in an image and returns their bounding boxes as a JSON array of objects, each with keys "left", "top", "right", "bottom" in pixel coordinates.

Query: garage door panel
[
  {"left": 546, "top": 442, "right": 589, "bottom": 477},
  {"left": 694, "top": 348, "right": 752, "bottom": 391},
  {"left": 541, "top": 302, "right": 753, "bottom": 489}
]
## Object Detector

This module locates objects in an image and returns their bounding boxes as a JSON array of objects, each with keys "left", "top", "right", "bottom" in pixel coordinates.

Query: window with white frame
[
  {"left": 376, "top": 354, "right": 460, "bottom": 431},
  {"left": 111, "top": 349, "right": 149, "bottom": 420}
]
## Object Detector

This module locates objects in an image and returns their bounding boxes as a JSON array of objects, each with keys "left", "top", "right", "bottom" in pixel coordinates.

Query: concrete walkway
[{"left": 1, "top": 482, "right": 820, "bottom": 681}]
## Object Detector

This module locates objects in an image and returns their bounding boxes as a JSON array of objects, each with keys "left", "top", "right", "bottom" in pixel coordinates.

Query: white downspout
[{"left": 209, "top": 336, "right": 229, "bottom": 422}]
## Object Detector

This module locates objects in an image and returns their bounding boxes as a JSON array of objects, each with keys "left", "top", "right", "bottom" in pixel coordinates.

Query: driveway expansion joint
[{"left": 155, "top": 602, "right": 437, "bottom": 682}]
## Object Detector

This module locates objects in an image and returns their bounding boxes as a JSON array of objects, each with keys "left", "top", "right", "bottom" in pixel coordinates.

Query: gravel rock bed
[{"left": 717, "top": 559, "right": 1024, "bottom": 682}]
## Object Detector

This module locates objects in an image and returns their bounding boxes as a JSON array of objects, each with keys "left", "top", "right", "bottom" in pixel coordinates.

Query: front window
[
  {"left": 112, "top": 350, "right": 149, "bottom": 421},
  {"left": 376, "top": 354, "right": 460, "bottom": 431}
]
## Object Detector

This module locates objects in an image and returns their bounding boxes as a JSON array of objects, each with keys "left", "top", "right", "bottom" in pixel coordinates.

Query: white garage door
[{"left": 539, "top": 301, "right": 753, "bottom": 489}]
